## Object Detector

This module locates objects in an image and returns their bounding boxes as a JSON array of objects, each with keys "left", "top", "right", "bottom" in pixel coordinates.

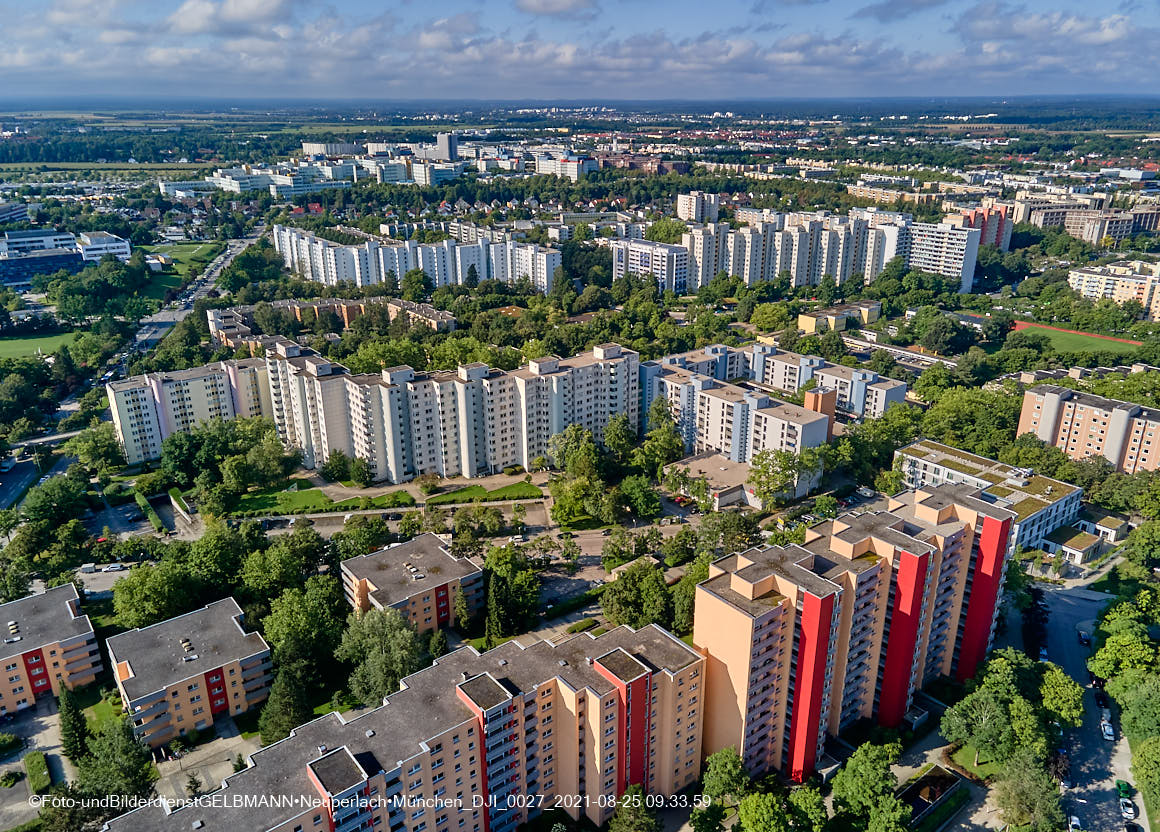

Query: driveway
[
  {"left": 1043, "top": 584, "right": 1143, "bottom": 832},
  {"left": 0, "top": 697, "right": 70, "bottom": 830},
  {"left": 153, "top": 716, "right": 260, "bottom": 805}
]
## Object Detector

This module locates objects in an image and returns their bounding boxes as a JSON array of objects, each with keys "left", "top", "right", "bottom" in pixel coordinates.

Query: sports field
[
  {"left": 1012, "top": 322, "right": 1141, "bottom": 354},
  {"left": 0, "top": 332, "right": 76, "bottom": 358}
]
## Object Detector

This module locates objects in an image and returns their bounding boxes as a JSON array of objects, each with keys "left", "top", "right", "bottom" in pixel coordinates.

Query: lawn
[
  {"left": 232, "top": 708, "right": 261, "bottom": 741},
  {"left": 426, "top": 481, "right": 542, "bottom": 505},
  {"left": 1015, "top": 324, "right": 1140, "bottom": 354},
  {"left": 0, "top": 332, "right": 77, "bottom": 358},
  {"left": 83, "top": 696, "right": 121, "bottom": 734},
  {"left": 140, "top": 242, "right": 225, "bottom": 298},
  {"left": 231, "top": 479, "right": 415, "bottom": 516},
  {"left": 950, "top": 744, "right": 1002, "bottom": 780}
]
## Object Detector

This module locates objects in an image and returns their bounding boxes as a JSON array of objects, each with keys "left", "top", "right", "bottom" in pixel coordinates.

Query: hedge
[
  {"left": 543, "top": 586, "right": 606, "bottom": 620},
  {"left": 135, "top": 492, "right": 165, "bottom": 533},
  {"left": 566, "top": 618, "right": 599, "bottom": 634},
  {"left": 24, "top": 751, "right": 50, "bottom": 794},
  {"left": 0, "top": 731, "right": 20, "bottom": 756},
  {"left": 168, "top": 488, "right": 192, "bottom": 515}
]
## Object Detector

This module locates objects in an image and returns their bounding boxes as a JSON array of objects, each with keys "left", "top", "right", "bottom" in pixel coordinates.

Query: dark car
[
  {"left": 1095, "top": 690, "right": 1110, "bottom": 708},
  {"left": 1078, "top": 631, "right": 1091, "bottom": 646}
]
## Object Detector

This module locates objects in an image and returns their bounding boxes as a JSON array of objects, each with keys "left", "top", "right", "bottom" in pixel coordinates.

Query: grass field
[
  {"left": 1015, "top": 323, "right": 1141, "bottom": 354},
  {"left": 140, "top": 242, "right": 225, "bottom": 299},
  {"left": 950, "top": 744, "right": 1002, "bottom": 780},
  {"left": 0, "top": 331, "right": 76, "bottom": 358},
  {"left": 427, "top": 481, "right": 542, "bottom": 505},
  {"left": 83, "top": 696, "right": 121, "bottom": 734},
  {"left": 231, "top": 479, "right": 415, "bottom": 516}
]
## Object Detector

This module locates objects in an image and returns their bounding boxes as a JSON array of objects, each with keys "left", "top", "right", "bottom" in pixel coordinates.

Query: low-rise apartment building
[
  {"left": 342, "top": 534, "right": 484, "bottom": 634},
  {"left": 797, "top": 300, "right": 882, "bottom": 334},
  {"left": 0, "top": 585, "right": 101, "bottom": 716},
  {"left": 104, "top": 625, "right": 703, "bottom": 832},
  {"left": 1019, "top": 384, "right": 1160, "bottom": 474},
  {"left": 895, "top": 440, "right": 1083, "bottom": 557},
  {"left": 106, "top": 598, "right": 272, "bottom": 748},
  {"left": 1068, "top": 260, "right": 1160, "bottom": 321},
  {"left": 207, "top": 298, "right": 455, "bottom": 347},
  {"left": 748, "top": 345, "right": 905, "bottom": 419},
  {"left": 695, "top": 484, "right": 1014, "bottom": 782},
  {"left": 108, "top": 359, "right": 272, "bottom": 465}
]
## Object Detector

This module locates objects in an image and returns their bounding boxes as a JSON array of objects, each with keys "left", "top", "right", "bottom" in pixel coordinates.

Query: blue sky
[{"left": 0, "top": 0, "right": 1154, "bottom": 101}]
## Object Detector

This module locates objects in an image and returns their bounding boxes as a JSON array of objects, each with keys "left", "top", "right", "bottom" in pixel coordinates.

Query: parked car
[
  {"left": 1078, "top": 631, "right": 1091, "bottom": 646},
  {"left": 1120, "top": 798, "right": 1137, "bottom": 819},
  {"left": 1117, "top": 780, "right": 1133, "bottom": 799},
  {"left": 1038, "top": 646, "right": 1049, "bottom": 661},
  {"left": 102, "top": 563, "right": 125, "bottom": 572},
  {"left": 1102, "top": 721, "right": 1116, "bottom": 741},
  {"left": 1069, "top": 816, "right": 1081, "bottom": 830}
]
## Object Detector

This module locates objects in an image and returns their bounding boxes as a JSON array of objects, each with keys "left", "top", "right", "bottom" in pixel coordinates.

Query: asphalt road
[
  {"left": 0, "top": 454, "right": 75, "bottom": 511},
  {"left": 1045, "top": 584, "right": 1146, "bottom": 832}
]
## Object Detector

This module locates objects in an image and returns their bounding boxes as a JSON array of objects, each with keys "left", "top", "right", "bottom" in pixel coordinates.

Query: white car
[
  {"left": 1102, "top": 721, "right": 1116, "bottom": 741},
  {"left": 1121, "top": 798, "right": 1137, "bottom": 819},
  {"left": 1068, "top": 816, "right": 1081, "bottom": 830},
  {"left": 102, "top": 563, "right": 126, "bottom": 572}
]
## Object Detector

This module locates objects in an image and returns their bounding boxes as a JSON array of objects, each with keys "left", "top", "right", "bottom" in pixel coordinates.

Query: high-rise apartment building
[
  {"left": 694, "top": 484, "right": 1014, "bottom": 781},
  {"left": 104, "top": 626, "right": 704, "bottom": 832},
  {"left": 107, "top": 359, "right": 272, "bottom": 465},
  {"left": 609, "top": 239, "right": 689, "bottom": 294},
  {"left": 106, "top": 598, "right": 272, "bottom": 748},
  {"left": 681, "top": 223, "right": 730, "bottom": 291},
  {"left": 1019, "top": 384, "right": 1160, "bottom": 474},
  {"left": 945, "top": 205, "right": 1013, "bottom": 252},
  {"left": 676, "top": 191, "right": 720, "bottom": 223},
  {"left": 264, "top": 340, "right": 638, "bottom": 484},
  {"left": 435, "top": 133, "right": 459, "bottom": 161},
  {"left": 0, "top": 585, "right": 101, "bottom": 717}
]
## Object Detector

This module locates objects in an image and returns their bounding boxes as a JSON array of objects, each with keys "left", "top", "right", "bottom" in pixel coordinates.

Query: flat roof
[
  {"left": 308, "top": 747, "right": 367, "bottom": 796},
  {"left": 0, "top": 584, "right": 92, "bottom": 663},
  {"left": 106, "top": 598, "right": 269, "bottom": 703},
  {"left": 670, "top": 452, "right": 751, "bottom": 490},
  {"left": 103, "top": 624, "right": 699, "bottom": 832},
  {"left": 1046, "top": 526, "right": 1100, "bottom": 551},
  {"left": 341, "top": 534, "right": 482, "bottom": 610}
]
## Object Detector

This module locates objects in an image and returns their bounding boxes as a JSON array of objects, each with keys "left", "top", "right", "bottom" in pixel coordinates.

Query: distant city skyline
[{"left": 0, "top": 0, "right": 1155, "bottom": 100}]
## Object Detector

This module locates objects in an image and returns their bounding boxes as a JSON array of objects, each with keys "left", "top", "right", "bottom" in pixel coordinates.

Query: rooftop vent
[
  {"left": 192, "top": 822, "right": 204, "bottom": 830},
  {"left": 558, "top": 660, "right": 568, "bottom": 667},
  {"left": 498, "top": 659, "right": 507, "bottom": 667},
  {"left": 365, "top": 729, "right": 375, "bottom": 738},
  {"left": 318, "top": 745, "right": 327, "bottom": 754},
  {"left": 182, "top": 654, "right": 199, "bottom": 662}
]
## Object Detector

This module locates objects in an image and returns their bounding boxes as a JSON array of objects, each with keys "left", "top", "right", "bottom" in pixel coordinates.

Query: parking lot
[{"left": 0, "top": 698, "right": 70, "bottom": 832}]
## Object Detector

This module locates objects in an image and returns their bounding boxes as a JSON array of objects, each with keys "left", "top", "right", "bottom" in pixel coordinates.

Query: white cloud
[{"left": 515, "top": 0, "right": 597, "bottom": 16}]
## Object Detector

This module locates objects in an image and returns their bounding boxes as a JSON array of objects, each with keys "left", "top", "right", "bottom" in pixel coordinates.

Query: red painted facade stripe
[
  {"left": 21, "top": 648, "right": 48, "bottom": 699},
  {"left": 787, "top": 592, "right": 834, "bottom": 782},
  {"left": 435, "top": 584, "right": 450, "bottom": 627},
  {"left": 205, "top": 668, "right": 228, "bottom": 715},
  {"left": 624, "top": 674, "right": 651, "bottom": 791},
  {"left": 878, "top": 551, "right": 928, "bottom": 728},
  {"left": 455, "top": 686, "right": 492, "bottom": 832},
  {"left": 956, "top": 515, "right": 1011, "bottom": 682}
]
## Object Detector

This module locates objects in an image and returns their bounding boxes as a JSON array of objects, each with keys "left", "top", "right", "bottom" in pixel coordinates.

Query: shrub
[
  {"left": 0, "top": 732, "right": 20, "bottom": 756},
  {"left": 23, "top": 751, "right": 50, "bottom": 794},
  {"left": 135, "top": 492, "right": 165, "bottom": 533},
  {"left": 0, "top": 770, "right": 21, "bottom": 788},
  {"left": 168, "top": 488, "right": 192, "bottom": 515},
  {"left": 567, "top": 618, "right": 599, "bottom": 634}
]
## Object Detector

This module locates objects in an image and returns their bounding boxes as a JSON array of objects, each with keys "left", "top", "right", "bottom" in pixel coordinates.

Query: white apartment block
[
  {"left": 264, "top": 340, "right": 638, "bottom": 484},
  {"left": 1068, "top": 260, "right": 1160, "bottom": 321},
  {"left": 108, "top": 359, "right": 272, "bottom": 465},
  {"left": 609, "top": 239, "right": 689, "bottom": 294},
  {"left": 681, "top": 223, "right": 730, "bottom": 290},
  {"left": 691, "top": 209, "right": 978, "bottom": 293},
  {"left": 76, "top": 232, "right": 132, "bottom": 262},
  {"left": 535, "top": 155, "right": 597, "bottom": 181},
  {"left": 271, "top": 225, "right": 560, "bottom": 294},
  {"left": 676, "top": 191, "right": 720, "bottom": 223},
  {"left": 412, "top": 162, "right": 465, "bottom": 187}
]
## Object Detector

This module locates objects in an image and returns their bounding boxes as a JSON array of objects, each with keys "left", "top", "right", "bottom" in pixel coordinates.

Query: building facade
[
  {"left": 1067, "top": 260, "right": 1160, "bottom": 321},
  {"left": 106, "top": 598, "right": 272, "bottom": 748},
  {"left": 342, "top": 534, "right": 484, "bottom": 634},
  {"left": 104, "top": 626, "right": 703, "bottom": 832},
  {"left": 694, "top": 484, "right": 1014, "bottom": 781},
  {"left": 609, "top": 239, "right": 689, "bottom": 294},
  {"left": 1019, "top": 384, "right": 1160, "bottom": 474},
  {"left": 676, "top": 191, "right": 720, "bottom": 224},
  {"left": 0, "top": 585, "right": 101, "bottom": 717}
]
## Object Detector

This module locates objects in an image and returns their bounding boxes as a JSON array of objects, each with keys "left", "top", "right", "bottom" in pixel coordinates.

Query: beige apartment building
[
  {"left": 797, "top": 300, "right": 882, "bottom": 334},
  {"left": 1019, "top": 384, "right": 1160, "bottom": 474},
  {"left": 695, "top": 484, "right": 1015, "bottom": 782},
  {"left": 1068, "top": 260, "right": 1160, "bottom": 321},
  {"left": 341, "top": 533, "right": 484, "bottom": 634},
  {"left": 265, "top": 339, "right": 638, "bottom": 484},
  {"left": 104, "top": 626, "right": 703, "bottom": 832},
  {"left": 106, "top": 598, "right": 273, "bottom": 748},
  {"left": 0, "top": 584, "right": 101, "bottom": 716},
  {"left": 108, "top": 359, "right": 272, "bottom": 464}
]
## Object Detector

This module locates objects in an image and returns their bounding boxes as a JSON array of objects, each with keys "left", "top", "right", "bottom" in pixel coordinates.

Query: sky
[{"left": 0, "top": 0, "right": 1156, "bottom": 102}]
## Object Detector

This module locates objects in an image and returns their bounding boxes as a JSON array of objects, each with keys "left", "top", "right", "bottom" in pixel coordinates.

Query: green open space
[
  {"left": 950, "top": 744, "right": 1002, "bottom": 780},
  {"left": 0, "top": 332, "right": 77, "bottom": 358},
  {"left": 139, "top": 242, "right": 225, "bottom": 298},
  {"left": 230, "top": 479, "right": 415, "bottom": 516},
  {"left": 1017, "top": 324, "right": 1140, "bottom": 354},
  {"left": 426, "top": 481, "right": 542, "bottom": 505}
]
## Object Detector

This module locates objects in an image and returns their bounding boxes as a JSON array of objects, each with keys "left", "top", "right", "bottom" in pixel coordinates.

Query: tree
[
  {"left": 940, "top": 688, "right": 1013, "bottom": 766},
  {"left": 112, "top": 559, "right": 201, "bottom": 629},
  {"left": 643, "top": 217, "right": 688, "bottom": 244},
  {"left": 738, "top": 793, "right": 787, "bottom": 832},
  {"left": 349, "top": 456, "right": 374, "bottom": 488},
  {"left": 186, "top": 773, "right": 203, "bottom": 796},
  {"left": 1133, "top": 735, "right": 1160, "bottom": 808},
  {"left": 258, "top": 666, "right": 314, "bottom": 744},
  {"left": 601, "top": 560, "right": 673, "bottom": 629},
  {"left": 75, "top": 717, "right": 156, "bottom": 800},
  {"left": 632, "top": 405, "right": 684, "bottom": 479},
  {"left": 748, "top": 449, "right": 803, "bottom": 505},
  {"left": 701, "top": 747, "right": 748, "bottom": 803},
  {"left": 787, "top": 788, "right": 827, "bottom": 832},
  {"left": 58, "top": 684, "right": 89, "bottom": 763},
  {"left": 263, "top": 575, "right": 347, "bottom": 673},
  {"left": 1039, "top": 664, "right": 1084, "bottom": 728},
  {"left": 830, "top": 742, "right": 903, "bottom": 824},
  {"left": 401, "top": 268, "right": 433, "bottom": 302},
  {"left": 1119, "top": 674, "right": 1160, "bottom": 742},
  {"left": 22, "top": 474, "right": 86, "bottom": 525},
  {"left": 689, "top": 801, "right": 726, "bottom": 832},
  {"left": 992, "top": 752, "right": 1064, "bottom": 832},
  {"left": 608, "top": 784, "right": 661, "bottom": 832},
  {"left": 337, "top": 608, "right": 424, "bottom": 706},
  {"left": 1088, "top": 629, "right": 1157, "bottom": 680},
  {"left": 429, "top": 629, "right": 449, "bottom": 658},
  {"left": 63, "top": 421, "right": 125, "bottom": 474},
  {"left": 320, "top": 449, "right": 352, "bottom": 482},
  {"left": 620, "top": 474, "right": 661, "bottom": 519},
  {"left": 604, "top": 413, "right": 637, "bottom": 465}
]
